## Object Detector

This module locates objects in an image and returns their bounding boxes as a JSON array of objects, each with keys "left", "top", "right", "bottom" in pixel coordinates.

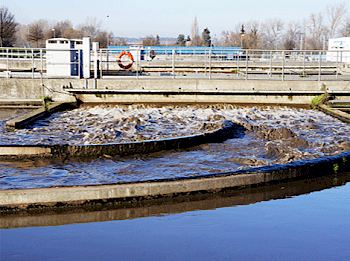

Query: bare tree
[
  {"left": 282, "top": 21, "right": 301, "bottom": 50},
  {"left": 142, "top": 35, "right": 157, "bottom": 46},
  {"left": 261, "top": 18, "right": 284, "bottom": 49},
  {"left": 0, "top": 7, "right": 17, "bottom": 47},
  {"left": 77, "top": 17, "right": 102, "bottom": 40},
  {"left": 306, "top": 12, "right": 328, "bottom": 49},
  {"left": 219, "top": 30, "right": 230, "bottom": 47},
  {"left": 62, "top": 27, "right": 84, "bottom": 39},
  {"left": 191, "top": 16, "right": 199, "bottom": 46},
  {"left": 219, "top": 23, "right": 244, "bottom": 47},
  {"left": 27, "top": 21, "right": 45, "bottom": 47},
  {"left": 327, "top": 2, "right": 347, "bottom": 38},
  {"left": 244, "top": 20, "right": 261, "bottom": 49},
  {"left": 94, "top": 31, "right": 114, "bottom": 48},
  {"left": 339, "top": 16, "right": 350, "bottom": 36},
  {"left": 46, "top": 19, "right": 74, "bottom": 39}
]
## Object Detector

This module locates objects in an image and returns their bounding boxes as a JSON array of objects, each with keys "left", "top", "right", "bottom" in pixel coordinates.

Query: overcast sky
[{"left": 1, "top": 0, "right": 347, "bottom": 38}]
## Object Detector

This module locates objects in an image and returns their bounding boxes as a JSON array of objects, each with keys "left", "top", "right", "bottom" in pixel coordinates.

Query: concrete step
[
  {"left": 0, "top": 99, "right": 43, "bottom": 106},
  {"left": 328, "top": 100, "right": 350, "bottom": 107}
]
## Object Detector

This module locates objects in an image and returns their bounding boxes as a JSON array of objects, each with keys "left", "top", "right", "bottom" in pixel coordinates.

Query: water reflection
[{"left": 1, "top": 172, "right": 349, "bottom": 229}]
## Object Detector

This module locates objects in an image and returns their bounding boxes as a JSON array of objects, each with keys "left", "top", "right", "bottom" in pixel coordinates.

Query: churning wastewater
[
  {"left": 1, "top": 105, "right": 350, "bottom": 260},
  {"left": 0, "top": 104, "right": 350, "bottom": 190}
]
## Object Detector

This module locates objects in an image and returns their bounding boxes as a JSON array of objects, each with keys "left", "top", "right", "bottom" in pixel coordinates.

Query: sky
[{"left": 1, "top": 0, "right": 347, "bottom": 38}]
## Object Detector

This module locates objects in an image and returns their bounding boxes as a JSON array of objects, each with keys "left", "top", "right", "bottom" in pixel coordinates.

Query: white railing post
[
  {"left": 209, "top": 49, "right": 212, "bottom": 79},
  {"left": 204, "top": 50, "right": 207, "bottom": 76},
  {"left": 303, "top": 51, "right": 306, "bottom": 76},
  {"left": 100, "top": 49, "right": 103, "bottom": 79},
  {"left": 282, "top": 51, "right": 285, "bottom": 81},
  {"left": 40, "top": 49, "right": 43, "bottom": 76},
  {"left": 172, "top": 49, "right": 175, "bottom": 79},
  {"left": 106, "top": 49, "right": 109, "bottom": 75},
  {"left": 6, "top": 49, "right": 9, "bottom": 71},
  {"left": 336, "top": 51, "right": 339, "bottom": 78},
  {"left": 237, "top": 51, "right": 240, "bottom": 77},
  {"left": 32, "top": 49, "right": 34, "bottom": 79},
  {"left": 318, "top": 51, "right": 322, "bottom": 81},
  {"left": 78, "top": 50, "right": 81, "bottom": 79},
  {"left": 245, "top": 50, "right": 248, "bottom": 80},
  {"left": 269, "top": 51, "right": 272, "bottom": 78},
  {"left": 136, "top": 48, "right": 140, "bottom": 79}
]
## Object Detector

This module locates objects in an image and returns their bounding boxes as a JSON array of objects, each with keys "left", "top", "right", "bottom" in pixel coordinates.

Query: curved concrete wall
[
  {"left": 1, "top": 150, "right": 349, "bottom": 211},
  {"left": 0, "top": 120, "right": 238, "bottom": 158}
]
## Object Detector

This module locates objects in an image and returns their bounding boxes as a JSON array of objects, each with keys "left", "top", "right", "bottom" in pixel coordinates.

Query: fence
[{"left": 0, "top": 47, "right": 349, "bottom": 81}]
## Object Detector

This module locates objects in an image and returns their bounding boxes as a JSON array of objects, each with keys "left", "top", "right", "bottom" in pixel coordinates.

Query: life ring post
[{"left": 117, "top": 51, "right": 134, "bottom": 70}]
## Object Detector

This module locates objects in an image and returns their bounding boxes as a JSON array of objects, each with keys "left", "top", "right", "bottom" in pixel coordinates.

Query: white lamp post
[{"left": 241, "top": 34, "right": 245, "bottom": 49}]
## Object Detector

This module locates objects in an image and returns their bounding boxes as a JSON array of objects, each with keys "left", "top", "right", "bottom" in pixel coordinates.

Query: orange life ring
[
  {"left": 150, "top": 50, "right": 156, "bottom": 59},
  {"left": 117, "top": 51, "right": 134, "bottom": 69}
]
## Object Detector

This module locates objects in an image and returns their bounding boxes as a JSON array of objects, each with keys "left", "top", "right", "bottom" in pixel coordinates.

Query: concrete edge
[
  {"left": 1, "top": 150, "right": 349, "bottom": 210},
  {"left": 5, "top": 102, "right": 77, "bottom": 129},
  {"left": 317, "top": 104, "right": 350, "bottom": 123},
  {"left": 0, "top": 120, "right": 239, "bottom": 157}
]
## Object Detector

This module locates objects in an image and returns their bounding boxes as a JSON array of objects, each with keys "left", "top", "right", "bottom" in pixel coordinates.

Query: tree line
[
  {"left": 178, "top": 3, "right": 350, "bottom": 50},
  {"left": 0, "top": 7, "right": 124, "bottom": 48},
  {"left": 1, "top": 3, "right": 350, "bottom": 49}
]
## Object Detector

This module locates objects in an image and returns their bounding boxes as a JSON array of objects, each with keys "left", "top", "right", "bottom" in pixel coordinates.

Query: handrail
[{"left": 0, "top": 47, "right": 349, "bottom": 81}]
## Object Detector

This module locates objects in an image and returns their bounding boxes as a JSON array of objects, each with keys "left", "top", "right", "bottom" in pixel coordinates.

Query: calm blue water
[{"left": 2, "top": 178, "right": 350, "bottom": 261}]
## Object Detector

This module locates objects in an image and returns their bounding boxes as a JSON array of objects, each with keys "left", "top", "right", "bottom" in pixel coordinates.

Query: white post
[
  {"left": 83, "top": 37, "right": 91, "bottom": 79},
  {"left": 93, "top": 42, "right": 99, "bottom": 79}
]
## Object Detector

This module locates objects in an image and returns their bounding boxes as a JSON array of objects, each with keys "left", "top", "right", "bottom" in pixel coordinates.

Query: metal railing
[
  {"left": 1, "top": 47, "right": 349, "bottom": 81},
  {"left": 0, "top": 47, "right": 83, "bottom": 79},
  {"left": 0, "top": 48, "right": 46, "bottom": 79},
  {"left": 97, "top": 48, "right": 350, "bottom": 81}
]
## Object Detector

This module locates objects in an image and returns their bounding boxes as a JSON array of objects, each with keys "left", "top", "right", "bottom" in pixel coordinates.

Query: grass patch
[{"left": 310, "top": 93, "right": 331, "bottom": 109}]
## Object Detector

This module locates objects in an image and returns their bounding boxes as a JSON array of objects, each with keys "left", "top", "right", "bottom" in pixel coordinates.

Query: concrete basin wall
[
  {"left": 1, "top": 150, "right": 349, "bottom": 211},
  {"left": 1, "top": 78, "right": 350, "bottom": 104}
]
